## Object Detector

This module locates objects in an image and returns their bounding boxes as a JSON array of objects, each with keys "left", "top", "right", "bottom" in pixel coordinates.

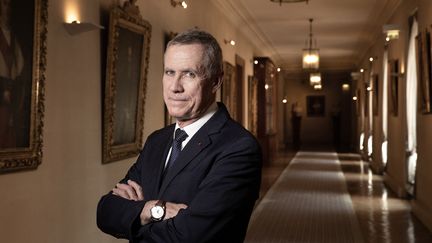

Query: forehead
[{"left": 164, "top": 44, "right": 205, "bottom": 63}]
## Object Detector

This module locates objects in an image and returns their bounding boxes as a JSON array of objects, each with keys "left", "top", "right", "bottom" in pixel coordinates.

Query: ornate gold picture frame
[
  {"left": 103, "top": 1, "right": 151, "bottom": 163},
  {"left": 0, "top": 0, "right": 48, "bottom": 173},
  {"left": 222, "top": 61, "right": 237, "bottom": 120}
]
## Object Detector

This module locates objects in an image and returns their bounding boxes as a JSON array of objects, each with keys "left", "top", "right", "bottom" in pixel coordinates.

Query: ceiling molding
[{"left": 212, "top": 0, "right": 282, "bottom": 64}]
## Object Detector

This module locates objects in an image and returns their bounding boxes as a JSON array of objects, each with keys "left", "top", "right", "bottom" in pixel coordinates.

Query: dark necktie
[{"left": 165, "top": 128, "right": 188, "bottom": 170}]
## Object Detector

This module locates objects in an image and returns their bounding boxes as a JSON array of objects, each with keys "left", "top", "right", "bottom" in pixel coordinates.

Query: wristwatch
[{"left": 150, "top": 200, "right": 166, "bottom": 222}]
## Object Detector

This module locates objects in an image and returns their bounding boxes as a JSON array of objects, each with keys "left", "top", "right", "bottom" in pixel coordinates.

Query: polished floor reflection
[
  {"left": 339, "top": 153, "right": 432, "bottom": 243},
  {"left": 248, "top": 149, "right": 432, "bottom": 242}
]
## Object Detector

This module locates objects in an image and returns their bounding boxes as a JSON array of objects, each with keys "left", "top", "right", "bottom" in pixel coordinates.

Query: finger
[
  {"left": 127, "top": 180, "right": 144, "bottom": 200},
  {"left": 116, "top": 183, "right": 138, "bottom": 201},
  {"left": 112, "top": 187, "right": 130, "bottom": 199}
]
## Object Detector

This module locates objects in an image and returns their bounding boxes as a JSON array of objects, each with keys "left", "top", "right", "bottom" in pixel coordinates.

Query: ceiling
[{"left": 215, "top": 0, "right": 402, "bottom": 72}]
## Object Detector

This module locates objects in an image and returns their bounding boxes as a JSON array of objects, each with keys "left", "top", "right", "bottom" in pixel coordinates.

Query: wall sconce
[
  {"left": 277, "top": 67, "right": 281, "bottom": 72},
  {"left": 360, "top": 68, "right": 365, "bottom": 73},
  {"left": 383, "top": 24, "right": 400, "bottom": 41},
  {"left": 282, "top": 97, "right": 288, "bottom": 104},
  {"left": 353, "top": 96, "right": 358, "bottom": 101},
  {"left": 342, "top": 83, "right": 350, "bottom": 91},
  {"left": 253, "top": 60, "right": 258, "bottom": 64},
  {"left": 63, "top": 20, "right": 104, "bottom": 35},
  {"left": 224, "top": 39, "right": 236, "bottom": 46},
  {"left": 171, "top": 0, "right": 188, "bottom": 8}
]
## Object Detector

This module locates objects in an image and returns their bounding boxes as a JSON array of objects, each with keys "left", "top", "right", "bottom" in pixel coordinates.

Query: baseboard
[
  {"left": 412, "top": 200, "right": 432, "bottom": 233},
  {"left": 383, "top": 172, "right": 408, "bottom": 198}
]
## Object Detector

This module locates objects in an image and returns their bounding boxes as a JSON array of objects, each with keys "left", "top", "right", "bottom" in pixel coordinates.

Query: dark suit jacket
[{"left": 97, "top": 103, "right": 262, "bottom": 243}]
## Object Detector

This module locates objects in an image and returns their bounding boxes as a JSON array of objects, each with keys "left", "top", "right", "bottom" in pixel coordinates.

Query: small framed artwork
[
  {"left": 419, "top": 29, "right": 432, "bottom": 113},
  {"left": 0, "top": 0, "right": 48, "bottom": 173},
  {"left": 222, "top": 61, "right": 238, "bottom": 120},
  {"left": 306, "top": 95, "right": 325, "bottom": 117},
  {"left": 373, "top": 74, "right": 379, "bottom": 116},
  {"left": 248, "top": 75, "right": 258, "bottom": 136},
  {"left": 102, "top": 0, "right": 151, "bottom": 163},
  {"left": 388, "top": 59, "right": 399, "bottom": 116}
]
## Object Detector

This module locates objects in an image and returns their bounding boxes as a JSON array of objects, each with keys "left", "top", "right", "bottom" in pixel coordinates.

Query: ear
[{"left": 211, "top": 74, "right": 223, "bottom": 93}]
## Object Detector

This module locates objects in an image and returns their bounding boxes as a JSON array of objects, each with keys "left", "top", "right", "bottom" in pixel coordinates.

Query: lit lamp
[
  {"left": 383, "top": 24, "right": 400, "bottom": 41},
  {"left": 63, "top": 20, "right": 104, "bottom": 35},
  {"left": 302, "top": 18, "right": 319, "bottom": 69},
  {"left": 309, "top": 72, "right": 321, "bottom": 86},
  {"left": 171, "top": 0, "right": 187, "bottom": 8},
  {"left": 313, "top": 84, "right": 322, "bottom": 90}
]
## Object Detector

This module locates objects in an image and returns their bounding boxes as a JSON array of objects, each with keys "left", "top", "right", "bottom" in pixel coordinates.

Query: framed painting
[
  {"left": 306, "top": 95, "right": 325, "bottom": 117},
  {"left": 419, "top": 29, "right": 432, "bottom": 113},
  {"left": 0, "top": 0, "right": 48, "bottom": 173},
  {"left": 388, "top": 59, "right": 399, "bottom": 116},
  {"left": 248, "top": 75, "right": 258, "bottom": 136},
  {"left": 222, "top": 61, "right": 237, "bottom": 120},
  {"left": 373, "top": 74, "right": 379, "bottom": 116},
  {"left": 103, "top": 0, "right": 151, "bottom": 163}
]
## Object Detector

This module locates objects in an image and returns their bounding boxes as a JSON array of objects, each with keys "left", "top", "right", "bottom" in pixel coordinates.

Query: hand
[
  {"left": 112, "top": 180, "right": 144, "bottom": 201},
  {"left": 164, "top": 202, "right": 188, "bottom": 220},
  {"left": 140, "top": 200, "right": 188, "bottom": 225}
]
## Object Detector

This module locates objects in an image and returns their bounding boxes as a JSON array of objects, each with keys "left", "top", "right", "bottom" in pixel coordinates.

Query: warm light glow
[
  {"left": 264, "top": 84, "right": 269, "bottom": 90},
  {"left": 309, "top": 73, "right": 321, "bottom": 85},
  {"left": 313, "top": 84, "right": 322, "bottom": 90},
  {"left": 342, "top": 84, "right": 350, "bottom": 91},
  {"left": 181, "top": 1, "right": 188, "bottom": 8},
  {"left": 386, "top": 36, "right": 390, "bottom": 42},
  {"left": 229, "top": 40, "right": 235, "bottom": 46},
  {"left": 360, "top": 68, "right": 364, "bottom": 73},
  {"left": 353, "top": 96, "right": 358, "bottom": 101},
  {"left": 277, "top": 67, "right": 281, "bottom": 72},
  {"left": 282, "top": 98, "right": 287, "bottom": 103},
  {"left": 369, "top": 57, "right": 374, "bottom": 62},
  {"left": 386, "top": 30, "right": 399, "bottom": 40},
  {"left": 254, "top": 60, "right": 258, "bottom": 65},
  {"left": 65, "top": 1, "right": 80, "bottom": 23},
  {"left": 367, "top": 86, "right": 372, "bottom": 91},
  {"left": 303, "top": 49, "right": 320, "bottom": 69},
  {"left": 304, "top": 54, "right": 319, "bottom": 64}
]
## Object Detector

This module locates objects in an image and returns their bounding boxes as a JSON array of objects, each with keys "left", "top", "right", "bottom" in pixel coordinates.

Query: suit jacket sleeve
[
  {"left": 96, "top": 134, "right": 155, "bottom": 240},
  {"left": 136, "top": 135, "right": 262, "bottom": 242}
]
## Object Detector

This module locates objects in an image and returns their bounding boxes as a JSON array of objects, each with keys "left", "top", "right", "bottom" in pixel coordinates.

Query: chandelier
[
  {"left": 303, "top": 18, "right": 319, "bottom": 69},
  {"left": 270, "top": 0, "right": 309, "bottom": 6}
]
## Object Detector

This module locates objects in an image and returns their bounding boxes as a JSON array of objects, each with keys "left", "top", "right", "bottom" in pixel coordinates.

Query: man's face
[{"left": 163, "top": 44, "right": 218, "bottom": 126}]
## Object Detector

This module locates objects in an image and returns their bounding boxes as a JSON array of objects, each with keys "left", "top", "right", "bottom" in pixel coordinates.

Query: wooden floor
[{"left": 245, "top": 149, "right": 432, "bottom": 243}]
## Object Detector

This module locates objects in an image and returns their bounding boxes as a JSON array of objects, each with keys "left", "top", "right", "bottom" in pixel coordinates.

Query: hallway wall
[
  {"left": 0, "top": 0, "right": 266, "bottom": 242},
  {"left": 357, "top": 0, "right": 432, "bottom": 232},
  {"left": 279, "top": 71, "right": 353, "bottom": 149}
]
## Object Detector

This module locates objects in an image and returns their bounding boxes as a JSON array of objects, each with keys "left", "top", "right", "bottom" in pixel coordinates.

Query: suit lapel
[{"left": 158, "top": 103, "right": 230, "bottom": 196}]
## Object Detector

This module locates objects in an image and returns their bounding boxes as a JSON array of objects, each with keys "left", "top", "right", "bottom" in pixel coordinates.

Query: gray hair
[{"left": 167, "top": 29, "right": 223, "bottom": 81}]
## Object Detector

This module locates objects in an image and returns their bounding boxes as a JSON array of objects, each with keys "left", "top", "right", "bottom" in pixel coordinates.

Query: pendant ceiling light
[{"left": 303, "top": 18, "right": 319, "bottom": 69}]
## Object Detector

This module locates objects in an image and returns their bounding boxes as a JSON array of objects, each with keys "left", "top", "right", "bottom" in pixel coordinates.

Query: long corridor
[{"left": 245, "top": 151, "right": 432, "bottom": 243}]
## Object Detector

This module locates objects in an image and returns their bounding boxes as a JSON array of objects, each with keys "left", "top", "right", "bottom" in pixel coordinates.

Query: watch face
[{"left": 151, "top": 206, "right": 164, "bottom": 219}]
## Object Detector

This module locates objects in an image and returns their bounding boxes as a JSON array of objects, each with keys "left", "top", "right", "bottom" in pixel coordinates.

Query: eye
[
  {"left": 164, "top": 70, "right": 175, "bottom": 76},
  {"left": 184, "top": 71, "right": 196, "bottom": 79}
]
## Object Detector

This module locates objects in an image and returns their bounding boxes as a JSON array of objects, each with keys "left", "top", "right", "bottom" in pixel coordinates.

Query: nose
[{"left": 169, "top": 75, "right": 184, "bottom": 93}]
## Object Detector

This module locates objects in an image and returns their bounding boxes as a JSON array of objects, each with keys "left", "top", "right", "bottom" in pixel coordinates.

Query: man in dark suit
[{"left": 97, "top": 29, "right": 262, "bottom": 243}]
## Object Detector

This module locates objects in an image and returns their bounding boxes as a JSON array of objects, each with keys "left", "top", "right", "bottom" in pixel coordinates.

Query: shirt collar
[{"left": 174, "top": 102, "right": 218, "bottom": 141}]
